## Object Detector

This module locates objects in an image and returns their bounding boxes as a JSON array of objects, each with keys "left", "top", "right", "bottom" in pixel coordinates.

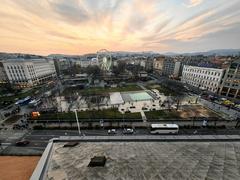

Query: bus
[
  {"left": 28, "top": 99, "right": 42, "bottom": 107},
  {"left": 150, "top": 124, "right": 179, "bottom": 134},
  {"left": 15, "top": 96, "right": 31, "bottom": 106}
]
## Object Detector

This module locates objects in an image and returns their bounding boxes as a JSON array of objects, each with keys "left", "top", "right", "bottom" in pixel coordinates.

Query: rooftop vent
[
  {"left": 63, "top": 142, "right": 79, "bottom": 147},
  {"left": 88, "top": 156, "right": 106, "bottom": 167}
]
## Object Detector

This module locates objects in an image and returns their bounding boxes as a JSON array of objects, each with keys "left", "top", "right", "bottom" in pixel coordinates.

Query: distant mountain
[
  {"left": 0, "top": 52, "right": 44, "bottom": 59},
  {"left": 163, "top": 52, "right": 179, "bottom": 56},
  {"left": 164, "top": 49, "right": 240, "bottom": 56},
  {"left": 1, "top": 49, "right": 239, "bottom": 60}
]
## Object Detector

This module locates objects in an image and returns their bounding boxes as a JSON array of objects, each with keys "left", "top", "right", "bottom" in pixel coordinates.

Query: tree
[
  {"left": 86, "top": 65, "right": 101, "bottom": 78},
  {"left": 113, "top": 61, "right": 126, "bottom": 76}
]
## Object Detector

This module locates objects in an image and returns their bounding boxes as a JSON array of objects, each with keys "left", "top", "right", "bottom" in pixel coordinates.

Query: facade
[
  {"left": 138, "top": 71, "right": 148, "bottom": 78},
  {"left": 1, "top": 58, "right": 56, "bottom": 88},
  {"left": 162, "top": 58, "right": 181, "bottom": 77},
  {"left": 181, "top": 65, "right": 224, "bottom": 93},
  {"left": 53, "top": 58, "right": 71, "bottom": 76},
  {"left": 218, "top": 59, "right": 240, "bottom": 99},
  {"left": 145, "top": 58, "right": 153, "bottom": 72},
  {"left": 0, "top": 61, "right": 8, "bottom": 84},
  {"left": 153, "top": 56, "right": 165, "bottom": 75},
  {"left": 78, "top": 58, "right": 99, "bottom": 68},
  {"left": 176, "top": 55, "right": 218, "bottom": 77}
]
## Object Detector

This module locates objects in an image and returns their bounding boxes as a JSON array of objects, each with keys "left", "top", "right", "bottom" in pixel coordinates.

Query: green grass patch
[
  {"left": 146, "top": 85, "right": 177, "bottom": 96},
  {"left": 62, "top": 85, "right": 142, "bottom": 96},
  {"left": 4, "top": 115, "right": 22, "bottom": 125},
  {"left": 34, "top": 109, "right": 141, "bottom": 121}
]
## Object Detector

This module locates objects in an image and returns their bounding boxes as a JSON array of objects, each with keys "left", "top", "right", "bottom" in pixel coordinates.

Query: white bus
[{"left": 150, "top": 124, "right": 179, "bottom": 134}]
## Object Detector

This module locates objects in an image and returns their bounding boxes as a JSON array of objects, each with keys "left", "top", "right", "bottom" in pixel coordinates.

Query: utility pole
[{"left": 74, "top": 109, "right": 81, "bottom": 136}]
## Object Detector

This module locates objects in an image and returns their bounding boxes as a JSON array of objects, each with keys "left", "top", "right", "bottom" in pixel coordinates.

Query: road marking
[{"left": 1, "top": 143, "right": 11, "bottom": 145}]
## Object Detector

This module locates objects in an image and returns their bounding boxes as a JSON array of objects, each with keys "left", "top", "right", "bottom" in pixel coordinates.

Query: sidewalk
[
  {"left": 140, "top": 110, "right": 147, "bottom": 122},
  {"left": 58, "top": 135, "right": 240, "bottom": 142}
]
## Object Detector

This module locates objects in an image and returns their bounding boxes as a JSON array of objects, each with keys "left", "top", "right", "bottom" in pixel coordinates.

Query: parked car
[
  {"left": 13, "top": 124, "right": 21, "bottom": 130},
  {"left": 108, "top": 129, "right": 116, "bottom": 134},
  {"left": 15, "top": 140, "right": 30, "bottom": 146},
  {"left": 123, "top": 128, "right": 134, "bottom": 134}
]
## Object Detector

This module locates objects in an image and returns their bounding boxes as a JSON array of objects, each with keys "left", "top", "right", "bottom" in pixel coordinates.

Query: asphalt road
[
  {"left": 14, "top": 128, "right": 240, "bottom": 149},
  {"left": 1, "top": 128, "right": 240, "bottom": 155}
]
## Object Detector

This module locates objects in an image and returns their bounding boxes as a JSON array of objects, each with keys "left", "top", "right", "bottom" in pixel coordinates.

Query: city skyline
[{"left": 0, "top": 0, "right": 240, "bottom": 55}]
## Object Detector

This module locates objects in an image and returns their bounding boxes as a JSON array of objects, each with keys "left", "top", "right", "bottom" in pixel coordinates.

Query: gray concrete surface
[{"left": 46, "top": 141, "right": 240, "bottom": 180}]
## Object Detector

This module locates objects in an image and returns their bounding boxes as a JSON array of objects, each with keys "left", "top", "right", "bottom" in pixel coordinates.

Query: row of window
[
  {"left": 7, "top": 65, "right": 24, "bottom": 70},
  {"left": 184, "top": 68, "right": 221, "bottom": 76},
  {"left": 182, "top": 74, "right": 220, "bottom": 82},
  {"left": 184, "top": 81, "right": 218, "bottom": 92}
]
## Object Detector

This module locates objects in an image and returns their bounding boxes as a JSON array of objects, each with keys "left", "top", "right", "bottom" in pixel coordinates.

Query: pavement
[{"left": 200, "top": 98, "right": 240, "bottom": 120}]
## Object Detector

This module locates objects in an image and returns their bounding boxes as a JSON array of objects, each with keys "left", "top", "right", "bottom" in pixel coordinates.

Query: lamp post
[{"left": 74, "top": 109, "right": 81, "bottom": 136}]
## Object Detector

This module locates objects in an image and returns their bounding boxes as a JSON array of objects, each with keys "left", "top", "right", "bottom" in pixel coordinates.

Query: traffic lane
[
  {"left": 26, "top": 129, "right": 151, "bottom": 138},
  {"left": 28, "top": 141, "right": 48, "bottom": 148}
]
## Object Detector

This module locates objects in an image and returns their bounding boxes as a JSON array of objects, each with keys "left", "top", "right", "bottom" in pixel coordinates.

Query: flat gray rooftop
[
  {"left": 121, "top": 90, "right": 153, "bottom": 102},
  {"left": 46, "top": 141, "right": 240, "bottom": 180}
]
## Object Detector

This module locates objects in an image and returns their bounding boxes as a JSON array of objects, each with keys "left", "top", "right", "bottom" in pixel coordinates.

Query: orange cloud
[{"left": 0, "top": 0, "right": 239, "bottom": 55}]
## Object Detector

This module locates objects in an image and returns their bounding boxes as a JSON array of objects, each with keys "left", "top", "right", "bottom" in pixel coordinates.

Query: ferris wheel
[{"left": 97, "top": 49, "right": 112, "bottom": 72}]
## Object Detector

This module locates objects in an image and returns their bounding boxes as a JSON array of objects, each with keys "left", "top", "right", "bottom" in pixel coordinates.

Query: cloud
[
  {"left": 0, "top": 0, "right": 240, "bottom": 54},
  {"left": 48, "top": 0, "right": 89, "bottom": 24},
  {"left": 184, "top": 0, "right": 203, "bottom": 8}
]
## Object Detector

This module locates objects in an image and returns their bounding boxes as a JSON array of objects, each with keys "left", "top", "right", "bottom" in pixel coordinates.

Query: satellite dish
[{"left": 97, "top": 49, "right": 112, "bottom": 72}]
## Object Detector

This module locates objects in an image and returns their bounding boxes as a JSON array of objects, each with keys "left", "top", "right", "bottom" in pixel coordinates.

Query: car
[
  {"left": 108, "top": 129, "right": 116, "bottom": 134},
  {"left": 15, "top": 140, "right": 30, "bottom": 146},
  {"left": 13, "top": 124, "right": 21, "bottom": 130},
  {"left": 123, "top": 128, "right": 134, "bottom": 134}
]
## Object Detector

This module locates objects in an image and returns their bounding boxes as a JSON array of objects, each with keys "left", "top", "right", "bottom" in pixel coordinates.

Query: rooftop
[
  {"left": 43, "top": 141, "right": 240, "bottom": 180},
  {"left": 121, "top": 90, "right": 153, "bottom": 102}
]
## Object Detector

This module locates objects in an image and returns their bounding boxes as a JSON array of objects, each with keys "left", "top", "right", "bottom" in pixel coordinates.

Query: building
[
  {"left": 218, "top": 59, "right": 240, "bottom": 99},
  {"left": 153, "top": 56, "right": 165, "bottom": 75},
  {"left": 1, "top": 58, "right": 56, "bottom": 88},
  {"left": 175, "top": 55, "right": 219, "bottom": 77},
  {"left": 77, "top": 58, "right": 99, "bottom": 68},
  {"left": 181, "top": 65, "right": 224, "bottom": 93},
  {"left": 0, "top": 61, "right": 8, "bottom": 85},
  {"left": 53, "top": 58, "right": 71, "bottom": 76},
  {"left": 138, "top": 71, "right": 148, "bottom": 78},
  {"left": 31, "top": 137, "right": 240, "bottom": 180},
  {"left": 145, "top": 58, "right": 154, "bottom": 72},
  {"left": 162, "top": 58, "right": 181, "bottom": 78}
]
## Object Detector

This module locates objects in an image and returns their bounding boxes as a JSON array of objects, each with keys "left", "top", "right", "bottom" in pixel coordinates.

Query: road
[
  {"left": 17, "top": 128, "right": 240, "bottom": 148},
  {"left": 1, "top": 127, "right": 240, "bottom": 155}
]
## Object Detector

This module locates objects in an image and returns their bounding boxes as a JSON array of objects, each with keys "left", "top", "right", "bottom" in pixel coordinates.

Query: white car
[
  {"left": 123, "top": 128, "right": 134, "bottom": 134},
  {"left": 108, "top": 129, "right": 116, "bottom": 134}
]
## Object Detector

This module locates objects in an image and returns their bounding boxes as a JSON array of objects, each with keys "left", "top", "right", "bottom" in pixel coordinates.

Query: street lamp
[{"left": 74, "top": 109, "right": 81, "bottom": 136}]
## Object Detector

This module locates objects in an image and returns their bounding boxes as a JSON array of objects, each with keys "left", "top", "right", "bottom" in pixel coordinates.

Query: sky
[{"left": 0, "top": 0, "right": 240, "bottom": 55}]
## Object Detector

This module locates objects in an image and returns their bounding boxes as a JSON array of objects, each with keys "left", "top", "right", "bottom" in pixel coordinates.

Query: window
[{"left": 230, "top": 63, "right": 238, "bottom": 69}]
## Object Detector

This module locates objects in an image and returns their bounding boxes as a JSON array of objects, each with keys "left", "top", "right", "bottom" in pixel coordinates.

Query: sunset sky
[{"left": 0, "top": 0, "right": 240, "bottom": 55}]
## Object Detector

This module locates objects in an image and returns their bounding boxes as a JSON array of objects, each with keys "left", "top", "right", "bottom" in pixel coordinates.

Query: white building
[
  {"left": 181, "top": 65, "right": 224, "bottom": 93},
  {"left": 78, "top": 58, "right": 99, "bottom": 68},
  {"left": 1, "top": 58, "right": 56, "bottom": 88}
]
